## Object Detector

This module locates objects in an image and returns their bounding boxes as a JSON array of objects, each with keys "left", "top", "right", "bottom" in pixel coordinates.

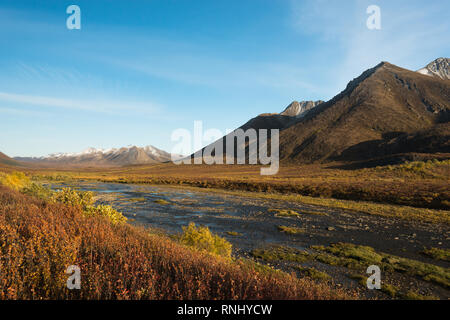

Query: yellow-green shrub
[
  {"left": 50, "top": 188, "right": 93, "bottom": 209},
  {"left": 49, "top": 188, "right": 126, "bottom": 224},
  {"left": 0, "top": 171, "right": 30, "bottom": 191},
  {"left": 22, "top": 183, "right": 54, "bottom": 200},
  {"left": 85, "top": 204, "right": 127, "bottom": 224},
  {"left": 181, "top": 222, "right": 232, "bottom": 258}
]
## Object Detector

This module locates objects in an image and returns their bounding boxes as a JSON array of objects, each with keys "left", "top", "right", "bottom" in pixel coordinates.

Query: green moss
[
  {"left": 312, "top": 243, "right": 450, "bottom": 289},
  {"left": 251, "top": 243, "right": 449, "bottom": 289},
  {"left": 402, "top": 290, "right": 439, "bottom": 300},
  {"left": 422, "top": 247, "right": 450, "bottom": 262},
  {"left": 296, "top": 266, "right": 331, "bottom": 282},
  {"left": 237, "top": 258, "right": 283, "bottom": 277},
  {"left": 251, "top": 246, "right": 311, "bottom": 263},
  {"left": 348, "top": 274, "right": 366, "bottom": 286},
  {"left": 301, "top": 210, "right": 329, "bottom": 216},
  {"left": 313, "top": 243, "right": 384, "bottom": 265},
  {"left": 348, "top": 275, "right": 436, "bottom": 300},
  {"left": 269, "top": 209, "right": 300, "bottom": 218},
  {"left": 349, "top": 274, "right": 399, "bottom": 298},
  {"left": 314, "top": 253, "right": 361, "bottom": 269},
  {"left": 381, "top": 283, "right": 399, "bottom": 298},
  {"left": 278, "top": 225, "right": 305, "bottom": 234}
]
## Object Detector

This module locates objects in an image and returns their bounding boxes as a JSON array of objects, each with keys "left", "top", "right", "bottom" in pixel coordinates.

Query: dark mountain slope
[
  {"left": 0, "top": 152, "right": 23, "bottom": 167},
  {"left": 279, "top": 62, "right": 450, "bottom": 163}
]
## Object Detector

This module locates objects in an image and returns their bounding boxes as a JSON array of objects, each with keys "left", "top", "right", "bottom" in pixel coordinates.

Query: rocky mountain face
[
  {"left": 15, "top": 145, "right": 173, "bottom": 167},
  {"left": 280, "top": 100, "right": 324, "bottom": 117},
  {"left": 279, "top": 61, "right": 450, "bottom": 163},
  {"left": 238, "top": 100, "right": 325, "bottom": 132},
  {"left": 417, "top": 58, "right": 449, "bottom": 80}
]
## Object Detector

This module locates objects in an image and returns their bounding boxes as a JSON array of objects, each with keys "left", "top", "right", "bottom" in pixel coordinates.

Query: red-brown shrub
[{"left": 0, "top": 186, "right": 351, "bottom": 300}]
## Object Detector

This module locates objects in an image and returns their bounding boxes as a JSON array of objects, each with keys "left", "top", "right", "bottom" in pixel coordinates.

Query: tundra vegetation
[{"left": 0, "top": 171, "right": 350, "bottom": 300}]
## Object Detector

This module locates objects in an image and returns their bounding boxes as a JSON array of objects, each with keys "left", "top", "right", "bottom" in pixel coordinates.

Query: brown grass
[{"left": 0, "top": 186, "right": 351, "bottom": 300}]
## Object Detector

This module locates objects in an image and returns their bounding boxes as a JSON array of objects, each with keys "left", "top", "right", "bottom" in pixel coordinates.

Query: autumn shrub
[
  {"left": 0, "top": 186, "right": 351, "bottom": 300},
  {"left": 22, "top": 183, "right": 54, "bottom": 200},
  {"left": 85, "top": 204, "right": 127, "bottom": 225},
  {"left": 14, "top": 177, "right": 127, "bottom": 225},
  {"left": 46, "top": 187, "right": 127, "bottom": 225},
  {"left": 180, "top": 222, "right": 232, "bottom": 258},
  {"left": 0, "top": 171, "right": 30, "bottom": 191},
  {"left": 50, "top": 187, "right": 94, "bottom": 209}
]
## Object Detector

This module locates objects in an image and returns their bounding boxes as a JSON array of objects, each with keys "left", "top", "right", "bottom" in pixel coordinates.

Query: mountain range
[
  {"left": 279, "top": 60, "right": 449, "bottom": 164},
  {"left": 3, "top": 57, "right": 449, "bottom": 168},
  {"left": 14, "top": 145, "right": 173, "bottom": 167},
  {"left": 195, "top": 58, "right": 450, "bottom": 166}
]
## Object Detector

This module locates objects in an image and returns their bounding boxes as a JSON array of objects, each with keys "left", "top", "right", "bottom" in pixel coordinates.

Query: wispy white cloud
[
  {"left": 0, "top": 91, "right": 161, "bottom": 116},
  {"left": 105, "top": 54, "right": 326, "bottom": 97},
  {"left": 1, "top": 3, "right": 326, "bottom": 100},
  {"left": 14, "top": 62, "right": 85, "bottom": 85},
  {"left": 290, "top": 0, "right": 450, "bottom": 95},
  {"left": 0, "top": 106, "right": 50, "bottom": 117}
]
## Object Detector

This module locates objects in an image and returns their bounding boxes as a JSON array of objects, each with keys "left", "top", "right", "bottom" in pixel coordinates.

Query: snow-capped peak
[
  {"left": 280, "top": 100, "right": 324, "bottom": 117},
  {"left": 44, "top": 145, "right": 165, "bottom": 159},
  {"left": 417, "top": 57, "right": 449, "bottom": 80},
  {"left": 48, "top": 147, "right": 106, "bottom": 158}
]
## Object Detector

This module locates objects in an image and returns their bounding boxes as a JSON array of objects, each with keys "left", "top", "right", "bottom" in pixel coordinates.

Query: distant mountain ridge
[
  {"left": 15, "top": 145, "right": 173, "bottom": 167},
  {"left": 0, "top": 152, "right": 23, "bottom": 167}
]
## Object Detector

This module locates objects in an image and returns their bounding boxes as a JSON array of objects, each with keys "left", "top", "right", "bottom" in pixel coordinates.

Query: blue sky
[{"left": 0, "top": 0, "right": 448, "bottom": 157}]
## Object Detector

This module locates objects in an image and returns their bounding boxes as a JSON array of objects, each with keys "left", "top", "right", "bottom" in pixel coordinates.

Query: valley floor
[
  {"left": 54, "top": 181, "right": 450, "bottom": 300},
  {"left": 0, "top": 160, "right": 449, "bottom": 299}
]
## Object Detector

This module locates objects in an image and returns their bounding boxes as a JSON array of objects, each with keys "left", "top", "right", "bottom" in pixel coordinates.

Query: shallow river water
[
  {"left": 50, "top": 181, "right": 450, "bottom": 298},
  {"left": 51, "top": 181, "right": 449, "bottom": 261},
  {"left": 51, "top": 182, "right": 340, "bottom": 253}
]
